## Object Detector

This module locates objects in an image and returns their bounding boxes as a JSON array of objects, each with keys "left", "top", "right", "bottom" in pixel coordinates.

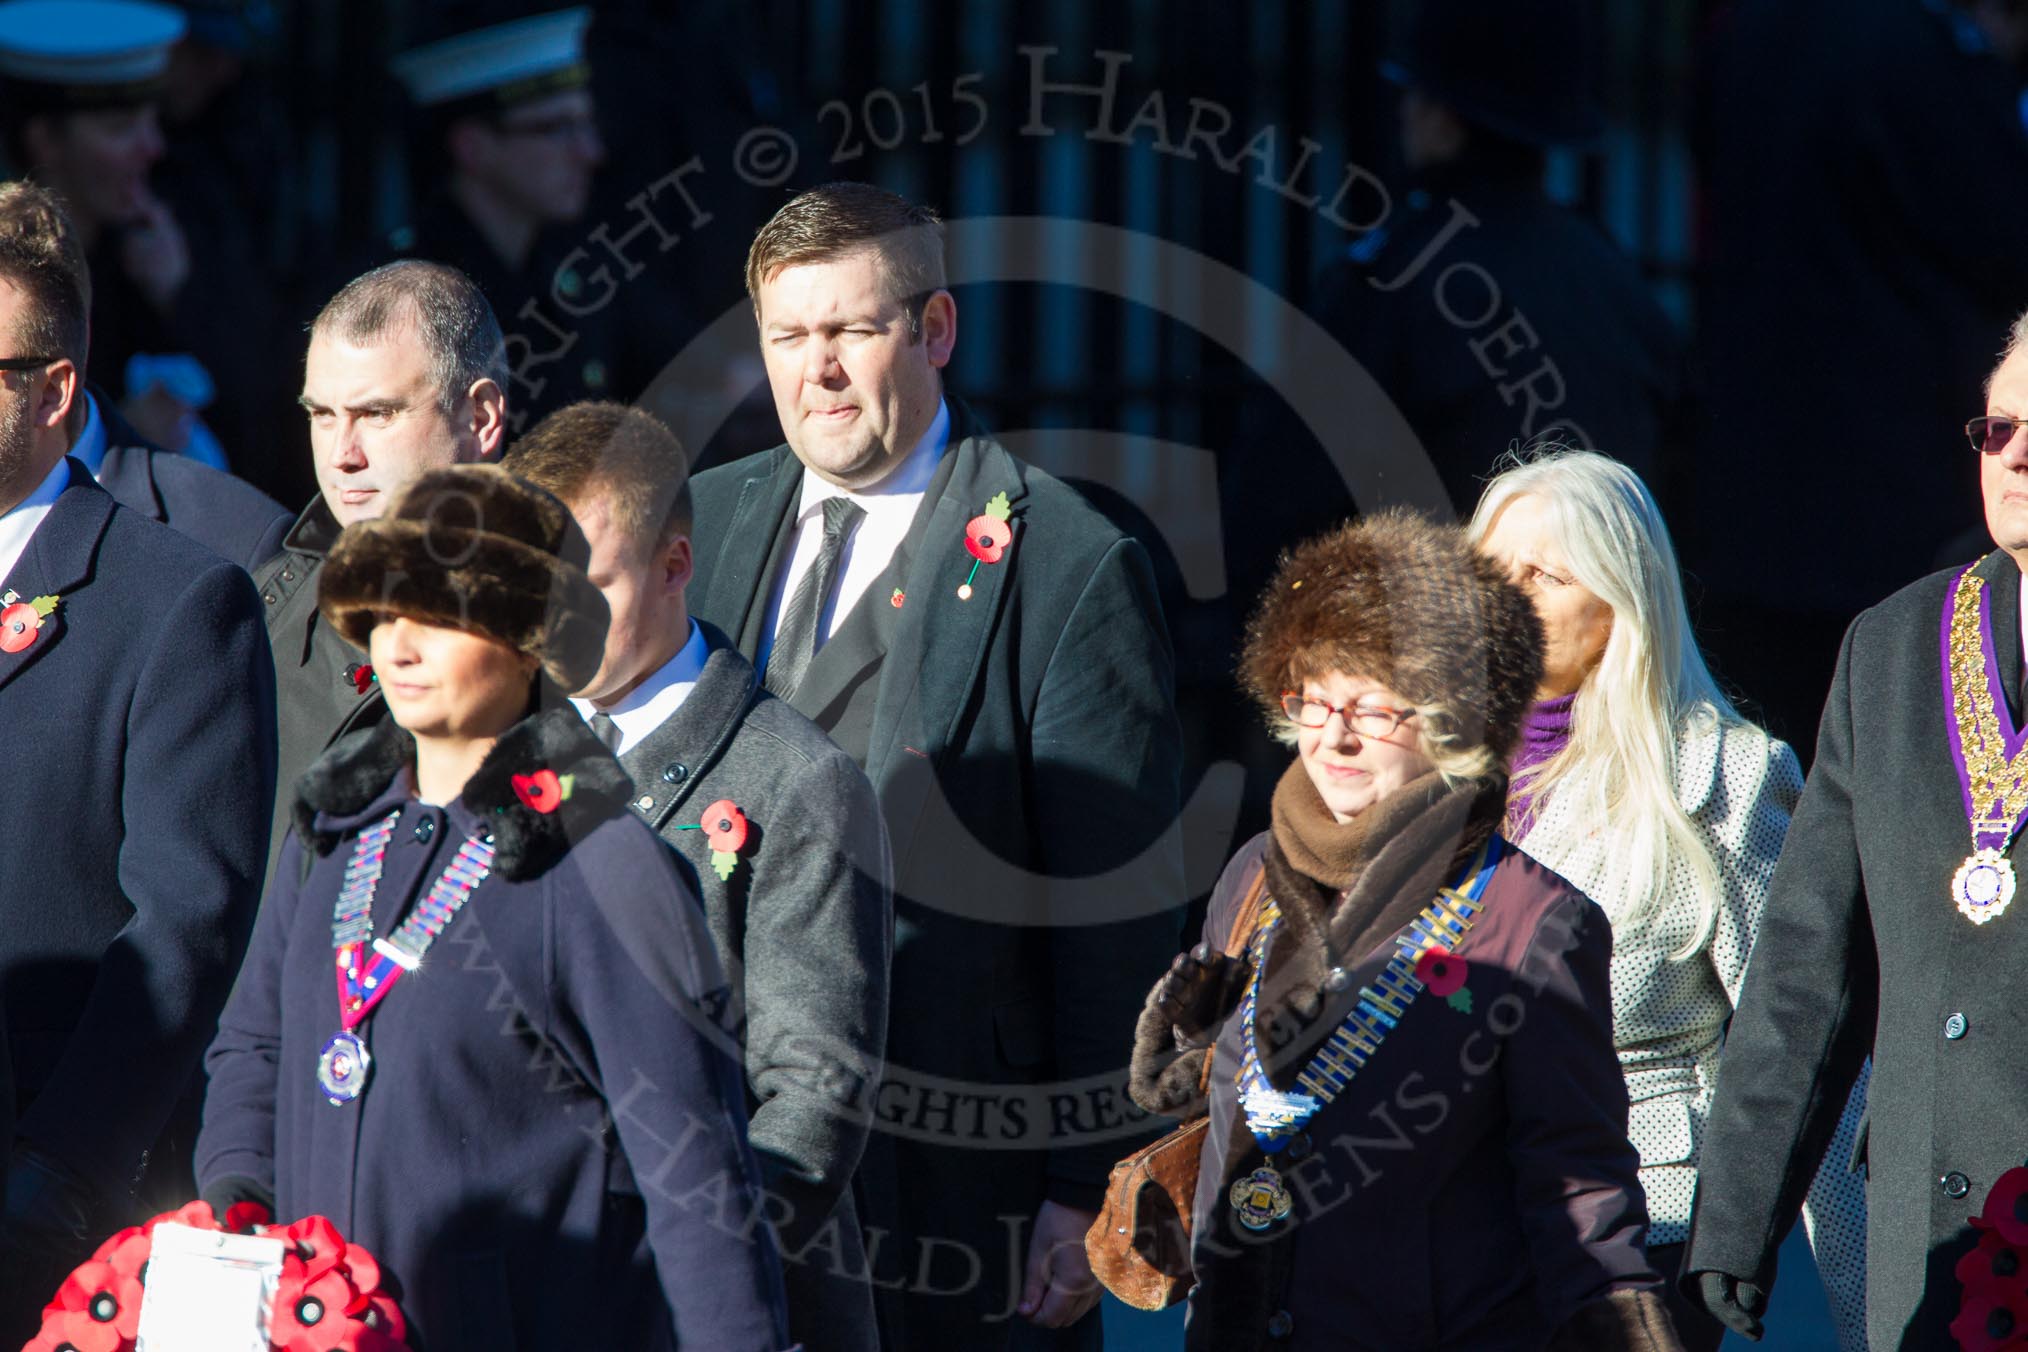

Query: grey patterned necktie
[
  {"left": 588, "top": 710, "right": 622, "bottom": 753},
  {"left": 765, "top": 496, "right": 866, "bottom": 699}
]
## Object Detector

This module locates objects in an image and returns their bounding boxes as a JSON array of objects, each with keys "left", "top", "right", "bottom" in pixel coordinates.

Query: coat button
[
  {"left": 413, "top": 818, "right": 435, "bottom": 844},
  {"left": 636, "top": 795, "right": 654, "bottom": 811},
  {"left": 1943, "top": 1171, "right": 1972, "bottom": 1199},
  {"left": 661, "top": 762, "right": 688, "bottom": 784},
  {"left": 281, "top": 568, "right": 294, "bottom": 582},
  {"left": 1946, "top": 1012, "right": 1969, "bottom": 1040},
  {"left": 262, "top": 592, "right": 276, "bottom": 605},
  {"left": 1266, "top": 1310, "right": 1294, "bottom": 1339},
  {"left": 1323, "top": 967, "right": 1352, "bottom": 993}
]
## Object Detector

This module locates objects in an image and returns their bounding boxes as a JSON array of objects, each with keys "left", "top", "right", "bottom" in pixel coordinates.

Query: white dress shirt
[
  {"left": 70, "top": 392, "right": 108, "bottom": 478},
  {"left": 0, "top": 455, "right": 70, "bottom": 592},
  {"left": 756, "top": 398, "right": 949, "bottom": 676},
  {"left": 571, "top": 618, "right": 709, "bottom": 756}
]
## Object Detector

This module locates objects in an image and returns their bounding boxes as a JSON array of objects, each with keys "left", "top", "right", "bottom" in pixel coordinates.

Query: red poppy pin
[
  {"left": 699, "top": 799, "right": 750, "bottom": 881},
  {"left": 510, "top": 768, "right": 574, "bottom": 815},
  {"left": 1950, "top": 1283, "right": 2028, "bottom": 1352},
  {"left": 956, "top": 492, "right": 1014, "bottom": 600},
  {"left": 346, "top": 662, "right": 376, "bottom": 695},
  {"left": 1980, "top": 1167, "right": 2028, "bottom": 1245},
  {"left": 1414, "top": 946, "right": 1473, "bottom": 1013},
  {"left": 0, "top": 589, "right": 58, "bottom": 654},
  {"left": 891, "top": 588, "right": 906, "bottom": 608}
]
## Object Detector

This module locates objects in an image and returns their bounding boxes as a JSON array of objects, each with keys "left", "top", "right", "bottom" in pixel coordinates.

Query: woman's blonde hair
[{"left": 1468, "top": 448, "right": 1746, "bottom": 958}]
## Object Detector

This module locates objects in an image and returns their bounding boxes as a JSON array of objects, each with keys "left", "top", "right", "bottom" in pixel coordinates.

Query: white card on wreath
[{"left": 133, "top": 1222, "right": 286, "bottom": 1352}]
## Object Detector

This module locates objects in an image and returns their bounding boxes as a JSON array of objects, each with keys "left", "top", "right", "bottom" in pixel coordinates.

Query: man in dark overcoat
[
  {"left": 0, "top": 172, "right": 275, "bottom": 1337},
  {"left": 1685, "top": 314, "right": 2028, "bottom": 1348},
  {"left": 507, "top": 400, "right": 892, "bottom": 1351},
  {"left": 255, "top": 260, "right": 507, "bottom": 877},
  {"left": 0, "top": 180, "right": 292, "bottom": 573},
  {"left": 686, "top": 182, "right": 1185, "bottom": 1348}
]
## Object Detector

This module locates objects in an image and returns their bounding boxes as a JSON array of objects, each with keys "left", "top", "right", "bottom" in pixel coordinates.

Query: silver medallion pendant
[
  {"left": 318, "top": 1030, "right": 372, "bottom": 1105},
  {"left": 1954, "top": 849, "right": 2018, "bottom": 925}
]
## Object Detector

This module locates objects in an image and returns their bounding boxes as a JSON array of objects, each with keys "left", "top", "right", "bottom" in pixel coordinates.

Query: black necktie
[
  {"left": 765, "top": 496, "right": 865, "bottom": 699},
  {"left": 588, "top": 710, "right": 622, "bottom": 753}
]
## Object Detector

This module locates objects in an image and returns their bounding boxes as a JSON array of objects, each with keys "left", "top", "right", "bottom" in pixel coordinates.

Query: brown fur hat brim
[
  {"left": 318, "top": 465, "right": 608, "bottom": 693},
  {"left": 1239, "top": 508, "right": 1543, "bottom": 767}
]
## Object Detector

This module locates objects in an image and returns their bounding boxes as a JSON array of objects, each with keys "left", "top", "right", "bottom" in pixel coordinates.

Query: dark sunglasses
[
  {"left": 1967, "top": 415, "right": 2028, "bottom": 455},
  {"left": 0, "top": 356, "right": 57, "bottom": 374}
]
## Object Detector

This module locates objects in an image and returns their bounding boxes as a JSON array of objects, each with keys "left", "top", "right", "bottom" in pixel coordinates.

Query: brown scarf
[{"left": 1257, "top": 759, "right": 1505, "bottom": 1048}]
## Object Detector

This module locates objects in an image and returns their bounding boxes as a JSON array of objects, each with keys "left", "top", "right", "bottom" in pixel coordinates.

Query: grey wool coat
[
  {"left": 687, "top": 401, "right": 1186, "bottom": 1349},
  {"left": 1686, "top": 546, "right": 2028, "bottom": 1350},
  {"left": 613, "top": 621, "right": 892, "bottom": 1352}
]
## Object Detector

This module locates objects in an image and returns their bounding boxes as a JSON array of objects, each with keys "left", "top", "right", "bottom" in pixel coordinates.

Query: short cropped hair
[
  {"left": 504, "top": 400, "right": 693, "bottom": 558},
  {"left": 312, "top": 260, "right": 508, "bottom": 418},
  {"left": 0, "top": 180, "right": 89, "bottom": 368},
  {"left": 744, "top": 181, "right": 946, "bottom": 335}
]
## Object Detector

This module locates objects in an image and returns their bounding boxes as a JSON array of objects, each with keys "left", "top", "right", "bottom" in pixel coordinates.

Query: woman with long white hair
[{"left": 1472, "top": 448, "right": 1867, "bottom": 1352}]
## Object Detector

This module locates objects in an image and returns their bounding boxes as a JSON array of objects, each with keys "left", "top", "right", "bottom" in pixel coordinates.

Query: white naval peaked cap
[
  {"left": 389, "top": 6, "right": 592, "bottom": 108},
  {"left": 0, "top": 0, "right": 185, "bottom": 87}
]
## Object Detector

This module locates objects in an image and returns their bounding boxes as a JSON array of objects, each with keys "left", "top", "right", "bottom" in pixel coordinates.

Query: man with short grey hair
[{"left": 254, "top": 260, "right": 508, "bottom": 875}]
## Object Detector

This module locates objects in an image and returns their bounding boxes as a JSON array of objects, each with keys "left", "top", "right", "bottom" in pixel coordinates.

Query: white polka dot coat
[{"left": 1516, "top": 714, "right": 1868, "bottom": 1351}]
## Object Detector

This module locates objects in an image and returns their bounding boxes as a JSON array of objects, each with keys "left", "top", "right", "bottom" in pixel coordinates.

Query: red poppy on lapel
[
  {"left": 346, "top": 663, "right": 376, "bottom": 695},
  {"left": 1957, "top": 1225, "right": 2026, "bottom": 1299},
  {"left": 1414, "top": 947, "right": 1467, "bottom": 996},
  {"left": 0, "top": 591, "right": 58, "bottom": 654},
  {"left": 965, "top": 514, "right": 1012, "bottom": 563},
  {"left": 511, "top": 769, "right": 564, "bottom": 814},
  {"left": 700, "top": 799, "right": 751, "bottom": 882}
]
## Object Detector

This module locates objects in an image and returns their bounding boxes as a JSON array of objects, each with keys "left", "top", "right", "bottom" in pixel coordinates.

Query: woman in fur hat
[
  {"left": 1130, "top": 509, "right": 1680, "bottom": 1351},
  {"left": 1470, "top": 449, "right": 1863, "bottom": 1352},
  {"left": 196, "top": 465, "right": 793, "bottom": 1351}
]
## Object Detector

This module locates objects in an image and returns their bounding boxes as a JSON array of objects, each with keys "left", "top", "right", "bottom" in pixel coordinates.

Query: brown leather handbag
[{"left": 1085, "top": 869, "right": 1267, "bottom": 1310}]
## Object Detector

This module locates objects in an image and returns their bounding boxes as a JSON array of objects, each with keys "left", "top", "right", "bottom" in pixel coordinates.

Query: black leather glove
[
  {"left": 1152, "top": 943, "right": 1249, "bottom": 1047},
  {"left": 1694, "top": 1270, "right": 1768, "bottom": 1340}
]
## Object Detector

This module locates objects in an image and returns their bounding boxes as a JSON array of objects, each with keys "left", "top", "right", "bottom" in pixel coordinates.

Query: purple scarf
[{"left": 1506, "top": 691, "right": 1575, "bottom": 836}]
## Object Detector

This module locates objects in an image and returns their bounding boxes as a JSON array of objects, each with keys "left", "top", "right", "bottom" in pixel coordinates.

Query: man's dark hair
[
  {"left": 0, "top": 179, "right": 89, "bottom": 369},
  {"left": 744, "top": 181, "right": 946, "bottom": 337},
  {"left": 504, "top": 400, "right": 692, "bottom": 558},
  {"left": 313, "top": 260, "right": 508, "bottom": 418}
]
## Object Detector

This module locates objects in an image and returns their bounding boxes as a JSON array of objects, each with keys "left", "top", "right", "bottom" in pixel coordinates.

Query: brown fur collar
[{"left": 293, "top": 704, "right": 634, "bottom": 882}]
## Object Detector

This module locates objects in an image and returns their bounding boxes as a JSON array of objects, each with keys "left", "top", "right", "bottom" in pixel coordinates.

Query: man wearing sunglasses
[
  {"left": 1686, "top": 309, "right": 2028, "bottom": 1350},
  {"left": 0, "top": 178, "right": 274, "bottom": 1338}
]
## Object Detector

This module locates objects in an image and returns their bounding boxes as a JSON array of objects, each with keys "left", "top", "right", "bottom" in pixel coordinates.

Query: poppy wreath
[
  {"left": 1951, "top": 1165, "right": 2028, "bottom": 1351},
  {"left": 26, "top": 1202, "right": 411, "bottom": 1352}
]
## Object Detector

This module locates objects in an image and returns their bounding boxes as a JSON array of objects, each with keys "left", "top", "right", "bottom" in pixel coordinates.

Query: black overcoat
[
  {"left": 0, "top": 464, "right": 274, "bottom": 1314},
  {"left": 1684, "top": 547, "right": 2028, "bottom": 1349},
  {"left": 198, "top": 709, "right": 792, "bottom": 1351},
  {"left": 687, "top": 403, "right": 1187, "bottom": 1348}
]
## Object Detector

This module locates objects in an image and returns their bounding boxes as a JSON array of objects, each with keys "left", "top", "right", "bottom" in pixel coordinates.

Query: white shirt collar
[
  {"left": 571, "top": 618, "right": 709, "bottom": 756},
  {"left": 71, "top": 392, "right": 108, "bottom": 478},
  {"left": 0, "top": 455, "right": 71, "bottom": 593},
  {"left": 793, "top": 397, "right": 949, "bottom": 520}
]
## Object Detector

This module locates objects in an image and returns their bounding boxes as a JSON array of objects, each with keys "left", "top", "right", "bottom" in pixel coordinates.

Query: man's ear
[
  {"left": 465, "top": 378, "right": 507, "bottom": 461},
  {"left": 31, "top": 359, "right": 79, "bottom": 435},
  {"left": 659, "top": 531, "right": 693, "bottom": 597},
  {"left": 920, "top": 290, "right": 957, "bottom": 369}
]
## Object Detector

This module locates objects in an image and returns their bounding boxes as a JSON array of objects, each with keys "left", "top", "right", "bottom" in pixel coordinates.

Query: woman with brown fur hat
[
  {"left": 1128, "top": 509, "right": 1681, "bottom": 1351},
  {"left": 196, "top": 466, "right": 794, "bottom": 1351}
]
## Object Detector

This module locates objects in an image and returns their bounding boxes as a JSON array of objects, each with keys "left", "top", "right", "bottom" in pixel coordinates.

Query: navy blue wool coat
[
  {"left": 198, "top": 708, "right": 792, "bottom": 1352},
  {"left": 91, "top": 394, "right": 293, "bottom": 572},
  {"left": 0, "top": 463, "right": 275, "bottom": 1193}
]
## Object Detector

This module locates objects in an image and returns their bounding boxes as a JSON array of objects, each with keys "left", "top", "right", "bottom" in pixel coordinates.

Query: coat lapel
[
  {"left": 616, "top": 623, "right": 757, "bottom": 831},
  {"left": 863, "top": 404, "right": 1026, "bottom": 796},
  {"left": 0, "top": 462, "right": 114, "bottom": 697},
  {"left": 91, "top": 444, "right": 166, "bottom": 523},
  {"left": 696, "top": 451, "right": 801, "bottom": 660}
]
